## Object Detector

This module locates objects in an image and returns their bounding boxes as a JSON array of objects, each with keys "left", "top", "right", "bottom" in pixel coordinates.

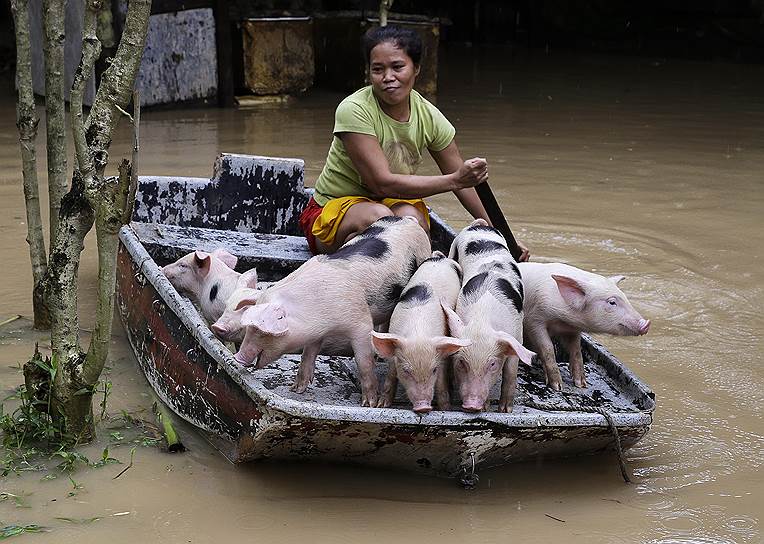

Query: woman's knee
[
  {"left": 338, "top": 202, "right": 394, "bottom": 243},
  {"left": 390, "top": 203, "right": 429, "bottom": 233},
  {"left": 364, "top": 202, "right": 396, "bottom": 224}
]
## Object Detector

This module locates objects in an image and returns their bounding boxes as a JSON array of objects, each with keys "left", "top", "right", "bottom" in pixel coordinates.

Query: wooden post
[{"left": 214, "top": 0, "right": 234, "bottom": 107}]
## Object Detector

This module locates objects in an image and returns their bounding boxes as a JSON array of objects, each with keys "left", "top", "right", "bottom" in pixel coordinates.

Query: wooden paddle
[{"left": 474, "top": 181, "right": 525, "bottom": 261}]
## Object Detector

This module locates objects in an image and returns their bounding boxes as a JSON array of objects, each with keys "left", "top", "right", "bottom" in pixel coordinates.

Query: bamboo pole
[{"left": 152, "top": 399, "right": 186, "bottom": 453}]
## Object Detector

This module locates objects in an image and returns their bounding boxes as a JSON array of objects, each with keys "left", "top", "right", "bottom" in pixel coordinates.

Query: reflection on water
[{"left": 0, "top": 47, "right": 762, "bottom": 543}]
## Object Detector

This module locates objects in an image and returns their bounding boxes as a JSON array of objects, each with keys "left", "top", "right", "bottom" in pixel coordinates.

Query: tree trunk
[
  {"left": 85, "top": 0, "right": 151, "bottom": 175},
  {"left": 82, "top": 163, "right": 131, "bottom": 387},
  {"left": 16, "top": 0, "right": 150, "bottom": 442},
  {"left": 42, "top": 0, "right": 69, "bottom": 246},
  {"left": 44, "top": 0, "right": 150, "bottom": 441},
  {"left": 10, "top": 0, "right": 51, "bottom": 330},
  {"left": 47, "top": 172, "right": 94, "bottom": 371}
]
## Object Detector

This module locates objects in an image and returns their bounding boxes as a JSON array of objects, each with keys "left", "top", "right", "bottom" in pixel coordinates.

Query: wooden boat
[{"left": 115, "top": 153, "right": 655, "bottom": 479}]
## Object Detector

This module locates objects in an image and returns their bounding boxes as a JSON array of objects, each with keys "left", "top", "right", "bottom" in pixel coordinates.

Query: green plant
[
  {"left": 98, "top": 378, "right": 112, "bottom": 421},
  {"left": 0, "top": 524, "right": 47, "bottom": 539},
  {"left": 0, "top": 349, "right": 69, "bottom": 452}
]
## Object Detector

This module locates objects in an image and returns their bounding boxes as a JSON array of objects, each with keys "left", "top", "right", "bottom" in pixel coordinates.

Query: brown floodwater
[{"left": 1, "top": 47, "right": 762, "bottom": 543}]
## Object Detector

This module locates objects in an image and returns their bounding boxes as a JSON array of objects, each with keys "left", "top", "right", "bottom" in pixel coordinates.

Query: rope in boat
[
  {"left": 523, "top": 397, "right": 632, "bottom": 483},
  {"left": 459, "top": 453, "right": 480, "bottom": 490}
]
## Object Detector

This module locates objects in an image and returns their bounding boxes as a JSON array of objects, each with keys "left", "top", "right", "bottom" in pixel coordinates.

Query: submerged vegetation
[
  {"left": 0, "top": 345, "right": 166, "bottom": 538},
  {"left": 1, "top": 346, "right": 163, "bottom": 479}
]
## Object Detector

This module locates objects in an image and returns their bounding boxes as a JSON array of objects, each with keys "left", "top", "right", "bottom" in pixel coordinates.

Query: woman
[{"left": 299, "top": 25, "right": 530, "bottom": 260}]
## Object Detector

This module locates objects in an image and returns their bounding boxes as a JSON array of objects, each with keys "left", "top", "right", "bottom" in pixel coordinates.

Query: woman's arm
[
  {"left": 431, "top": 140, "right": 531, "bottom": 261},
  {"left": 429, "top": 141, "right": 492, "bottom": 223},
  {"left": 339, "top": 132, "right": 488, "bottom": 199}
]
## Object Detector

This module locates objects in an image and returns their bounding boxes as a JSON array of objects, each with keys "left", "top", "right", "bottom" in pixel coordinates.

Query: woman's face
[{"left": 369, "top": 41, "right": 420, "bottom": 109}]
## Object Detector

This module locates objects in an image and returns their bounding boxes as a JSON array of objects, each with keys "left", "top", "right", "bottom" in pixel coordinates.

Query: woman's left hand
[{"left": 516, "top": 239, "right": 531, "bottom": 262}]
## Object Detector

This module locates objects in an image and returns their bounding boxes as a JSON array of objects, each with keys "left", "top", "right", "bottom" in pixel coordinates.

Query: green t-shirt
[{"left": 313, "top": 86, "right": 456, "bottom": 206}]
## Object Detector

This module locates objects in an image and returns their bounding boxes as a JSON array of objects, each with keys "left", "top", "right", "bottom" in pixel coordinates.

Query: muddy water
[{"left": 1, "top": 48, "right": 762, "bottom": 543}]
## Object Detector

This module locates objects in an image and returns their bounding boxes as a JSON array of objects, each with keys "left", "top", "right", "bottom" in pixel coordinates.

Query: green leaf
[
  {"left": 31, "top": 359, "right": 52, "bottom": 375},
  {"left": 0, "top": 493, "right": 28, "bottom": 508},
  {"left": 55, "top": 516, "right": 101, "bottom": 524},
  {"left": 0, "top": 524, "right": 47, "bottom": 538}
]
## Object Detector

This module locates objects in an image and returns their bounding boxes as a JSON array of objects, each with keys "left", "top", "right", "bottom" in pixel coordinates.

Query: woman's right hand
[{"left": 453, "top": 157, "right": 489, "bottom": 189}]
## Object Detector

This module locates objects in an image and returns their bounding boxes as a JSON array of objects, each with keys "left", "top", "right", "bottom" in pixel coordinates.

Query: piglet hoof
[
  {"left": 234, "top": 353, "right": 254, "bottom": 368},
  {"left": 376, "top": 397, "right": 392, "bottom": 409},
  {"left": 361, "top": 392, "right": 379, "bottom": 408},
  {"left": 546, "top": 378, "right": 562, "bottom": 391},
  {"left": 574, "top": 377, "right": 588, "bottom": 388},
  {"left": 290, "top": 381, "right": 309, "bottom": 394},
  {"left": 497, "top": 401, "right": 515, "bottom": 413}
]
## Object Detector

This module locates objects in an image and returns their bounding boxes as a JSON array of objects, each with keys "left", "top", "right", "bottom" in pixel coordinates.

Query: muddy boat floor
[
  {"left": 246, "top": 352, "right": 647, "bottom": 416},
  {"left": 140, "top": 220, "right": 652, "bottom": 421}
]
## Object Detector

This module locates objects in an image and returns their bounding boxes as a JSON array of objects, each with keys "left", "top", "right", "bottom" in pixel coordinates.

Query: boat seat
[{"left": 130, "top": 222, "right": 312, "bottom": 281}]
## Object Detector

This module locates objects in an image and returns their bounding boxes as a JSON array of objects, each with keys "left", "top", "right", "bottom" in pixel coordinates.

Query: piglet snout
[
  {"left": 638, "top": 319, "right": 650, "bottom": 335},
  {"left": 211, "top": 323, "right": 230, "bottom": 340},
  {"left": 462, "top": 398, "right": 483, "bottom": 413}
]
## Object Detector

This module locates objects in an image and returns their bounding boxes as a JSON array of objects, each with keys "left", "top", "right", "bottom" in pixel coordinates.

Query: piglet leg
[
  {"left": 434, "top": 361, "right": 451, "bottom": 410},
  {"left": 498, "top": 356, "right": 519, "bottom": 413},
  {"left": 351, "top": 336, "right": 379, "bottom": 408},
  {"left": 377, "top": 364, "right": 397, "bottom": 408},
  {"left": 292, "top": 341, "right": 321, "bottom": 393},
  {"left": 562, "top": 332, "right": 586, "bottom": 388},
  {"left": 526, "top": 326, "right": 563, "bottom": 391}
]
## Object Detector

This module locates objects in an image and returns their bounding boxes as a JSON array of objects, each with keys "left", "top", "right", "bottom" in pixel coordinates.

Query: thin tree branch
[
  {"left": 10, "top": 0, "right": 49, "bottom": 329},
  {"left": 43, "top": 0, "right": 69, "bottom": 245},
  {"left": 71, "top": 0, "right": 101, "bottom": 177},
  {"left": 82, "top": 0, "right": 151, "bottom": 388},
  {"left": 121, "top": 90, "right": 140, "bottom": 224},
  {"left": 85, "top": 0, "right": 151, "bottom": 180}
]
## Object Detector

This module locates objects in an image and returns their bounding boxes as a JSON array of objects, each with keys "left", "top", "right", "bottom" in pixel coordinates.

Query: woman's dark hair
[{"left": 362, "top": 25, "right": 423, "bottom": 65}]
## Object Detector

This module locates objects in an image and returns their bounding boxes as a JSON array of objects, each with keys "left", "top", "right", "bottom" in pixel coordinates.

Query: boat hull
[{"left": 115, "top": 153, "right": 654, "bottom": 478}]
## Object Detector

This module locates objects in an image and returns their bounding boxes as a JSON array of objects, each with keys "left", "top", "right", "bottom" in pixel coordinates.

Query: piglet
[
  {"left": 161, "top": 248, "right": 257, "bottom": 324},
  {"left": 211, "top": 216, "right": 431, "bottom": 407},
  {"left": 518, "top": 262, "right": 650, "bottom": 389},
  {"left": 445, "top": 219, "right": 535, "bottom": 413},
  {"left": 371, "top": 251, "right": 470, "bottom": 413}
]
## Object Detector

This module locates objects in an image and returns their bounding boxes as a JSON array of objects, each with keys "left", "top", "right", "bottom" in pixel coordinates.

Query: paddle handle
[{"left": 474, "top": 181, "right": 524, "bottom": 261}]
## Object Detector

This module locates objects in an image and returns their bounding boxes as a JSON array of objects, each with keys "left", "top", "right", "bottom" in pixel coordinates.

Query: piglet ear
[
  {"left": 431, "top": 250, "right": 446, "bottom": 259},
  {"left": 551, "top": 274, "right": 587, "bottom": 309},
  {"left": 241, "top": 303, "right": 288, "bottom": 337},
  {"left": 432, "top": 336, "right": 471, "bottom": 357},
  {"left": 440, "top": 300, "right": 465, "bottom": 337},
  {"left": 371, "top": 331, "right": 403, "bottom": 359},
  {"left": 194, "top": 251, "right": 211, "bottom": 276},
  {"left": 212, "top": 248, "right": 238, "bottom": 270},
  {"left": 447, "top": 239, "right": 458, "bottom": 260},
  {"left": 609, "top": 274, "right": 626, "bottom": 285},
  {"left": 234, "top": 295, "right": 261, "bottom": 311},
  {"left": 238, "top": 268, "right": 258, "bottom": 289},
  {"left": 470, "top": 218, "right": 488, "bottom": 228},
  {"left": 495, "top": 332, "right": 536, "bottom": 366}
]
